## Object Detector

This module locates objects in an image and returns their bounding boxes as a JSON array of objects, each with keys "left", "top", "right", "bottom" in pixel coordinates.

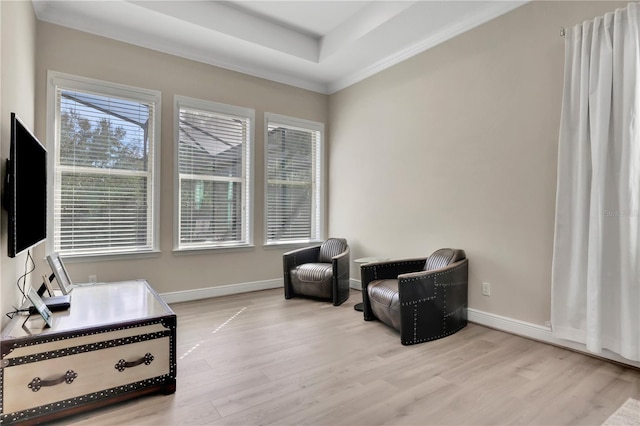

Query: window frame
[
  {"left": 173, "top": 95, "right": 255, "bottom": 252},
  {"left": 46, "top": 71, "right": 162, "bottom": 260},
  {"left": 264, "top": 112, "right": 325, "bottom": 246}
]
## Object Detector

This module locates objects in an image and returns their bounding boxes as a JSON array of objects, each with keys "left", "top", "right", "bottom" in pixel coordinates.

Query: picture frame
[
  {"left": 26, "top": 286, "right": 53, "bottom": 328},
  {"left": 46, "top": 252, "right": 74, "bottom": 295},
  {"left": 42, "top": 274, "right": 56, "bottom": 297}
]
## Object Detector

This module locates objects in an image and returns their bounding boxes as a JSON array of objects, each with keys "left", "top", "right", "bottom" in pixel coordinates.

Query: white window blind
[
  {"left": 176, "top": 98, "right": 253, "bottom": 249},
  {"left": 50, "top": 74, "right": 160, "bottom": 257},
  {"left": 265, "top": 114, "right": 324, "bottom": 244}
]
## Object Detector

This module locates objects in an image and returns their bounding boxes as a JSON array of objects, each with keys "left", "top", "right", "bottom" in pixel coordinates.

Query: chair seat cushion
[
  {"left": 367, "top": 279, "right": 401, "bottom": 331},
  {"left": 290, "top": 263, "right": 333, "bottom": 299}
]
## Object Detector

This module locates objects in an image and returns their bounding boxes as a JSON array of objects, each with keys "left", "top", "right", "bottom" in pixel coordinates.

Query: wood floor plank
[{"left": 47, "top": 288, "right": 640, "bottom": 425}]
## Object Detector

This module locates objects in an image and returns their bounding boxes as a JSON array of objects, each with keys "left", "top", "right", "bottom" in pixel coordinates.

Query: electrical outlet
[
  {"left": 89, "top": 275, "right": 97, "bottom": 284},
  {"left": 482, "top": 282, "right": 491, "bottom": 296}
]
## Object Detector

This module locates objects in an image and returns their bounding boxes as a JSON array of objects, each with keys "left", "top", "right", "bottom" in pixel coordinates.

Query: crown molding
[
  {"left": 33, "top": 0, "right": 528, "bottom": 95},
  {"left": 328, "top": 1, "right": 528, "bottom": 94}
]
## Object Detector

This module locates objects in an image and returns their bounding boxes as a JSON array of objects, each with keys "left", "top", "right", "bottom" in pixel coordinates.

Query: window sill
[
  {"left": 263, "top": 241, "right": 323, "bottom": 250},
  {"left": 172, "top": 245, "right": 256, "bottom": 256},
  {"left": 60, "top": 250, "right": 162, "bottom": 263}
]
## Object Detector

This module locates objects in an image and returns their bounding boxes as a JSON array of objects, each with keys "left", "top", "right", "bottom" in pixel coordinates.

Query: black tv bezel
[{"left": 7, "top": 112, "right": 48, "bottom": 258}]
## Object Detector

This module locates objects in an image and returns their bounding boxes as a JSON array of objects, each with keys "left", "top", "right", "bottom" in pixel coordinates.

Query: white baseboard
[
  {"left": 350, "top": 278, "right": 362, "bottom": 290},
  {"left": 160, "top": 278, "right": 283, "bottom": 304},
  {"left": 160, "top": 279, "right": 639, "bottom": 368},
  {"left": 468, "top": 308, "right": 640, "bottom": 368}
]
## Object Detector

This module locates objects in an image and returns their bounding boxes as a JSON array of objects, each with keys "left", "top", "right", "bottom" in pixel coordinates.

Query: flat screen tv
[{"left": 7, "top": 112, "right": 47, "bottom": 258}]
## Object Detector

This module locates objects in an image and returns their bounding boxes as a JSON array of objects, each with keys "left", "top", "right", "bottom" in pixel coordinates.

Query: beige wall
[
  {"left": 2, "top": 1, "right": 631, "bottom": 330},
  {"left": 327, "top": 1, "right": 629, "bottom": 326},
  {"left": 1, "top": 0, "right": 38, "bottom": 327},
  {"left": 33, "top": 23, "right": 328, "bottom": 298}
]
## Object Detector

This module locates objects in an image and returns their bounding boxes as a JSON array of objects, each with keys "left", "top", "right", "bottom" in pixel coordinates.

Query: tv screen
[{"left": 7, "top": 112, "right": 47, "bottom": 258}]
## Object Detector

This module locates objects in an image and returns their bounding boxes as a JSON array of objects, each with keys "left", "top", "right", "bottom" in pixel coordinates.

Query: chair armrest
[
  {"left": 332, "top": 246, "right": 350, "bottom": 306},
  {"left": 283, "top": 245, "right": 321, "bottom": 269},
  {"left": 283, "top": 245, "right": 321, "bottom": 299},
  {"left": 360, "top": 258, "right": 427, "bottom": 320},
  {"left": 397, "top": 258, "right": 469, "bottom": 345},
  {"left": 333, "top": 246, "right": 350, "bottom": 274}
]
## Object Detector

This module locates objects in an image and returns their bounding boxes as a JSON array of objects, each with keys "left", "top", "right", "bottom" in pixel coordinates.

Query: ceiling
[{"left": 32, "top": 1, "right": 527, "bottom": 94}]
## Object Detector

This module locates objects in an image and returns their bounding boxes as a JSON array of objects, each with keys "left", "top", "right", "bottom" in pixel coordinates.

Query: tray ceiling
[{"left": 33, "top": 1, "right": 527, "bottom": 94}]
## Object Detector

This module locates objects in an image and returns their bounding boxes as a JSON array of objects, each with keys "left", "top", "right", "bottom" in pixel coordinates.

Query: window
[
  {"left": 265, "top": 113, "right": 324, "bottom": 245},
  {"left": 175, "top": 96, "right": 253, "bottom": 250},
  {"left": 47, "top": 72, "right": 161, "bottom": 257}
]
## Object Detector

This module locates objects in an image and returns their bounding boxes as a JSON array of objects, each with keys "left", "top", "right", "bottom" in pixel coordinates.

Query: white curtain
[{"left": 552, "top": 3, "right": 640, "bottom": 362}]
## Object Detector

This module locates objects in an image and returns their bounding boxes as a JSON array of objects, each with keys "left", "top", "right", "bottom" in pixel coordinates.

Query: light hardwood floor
[{"left": 55, "top": 289, "right": 640, "bottom": 425}]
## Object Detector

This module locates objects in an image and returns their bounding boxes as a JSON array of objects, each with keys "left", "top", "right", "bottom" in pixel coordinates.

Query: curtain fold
[{"left": 551, "top": 3, "right": 640, "bottom": 362}]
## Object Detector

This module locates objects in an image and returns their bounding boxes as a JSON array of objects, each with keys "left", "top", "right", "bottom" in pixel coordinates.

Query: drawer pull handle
[
  {"left": 115, "top": 352, "right": 154, "bottom": 372},
  {"left": 28, "top": 370, "right": 78, "bottom": 392}
]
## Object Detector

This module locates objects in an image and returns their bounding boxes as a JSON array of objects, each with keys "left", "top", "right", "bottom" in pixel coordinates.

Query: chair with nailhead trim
[
  {"left": 360, "top": 248, "right": 468, "bottom": 345},
  {"left": 283, "top": 238, "right": 350, "bottom": 306}
]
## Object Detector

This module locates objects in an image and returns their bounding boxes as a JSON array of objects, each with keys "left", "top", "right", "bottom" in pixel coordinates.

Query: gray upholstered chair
[
  {"left": 283, "top": 238, "right": 350, "bottom": 306},
  {"left": 361, "top": 248, "right": 468, "bottom": 345}
]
